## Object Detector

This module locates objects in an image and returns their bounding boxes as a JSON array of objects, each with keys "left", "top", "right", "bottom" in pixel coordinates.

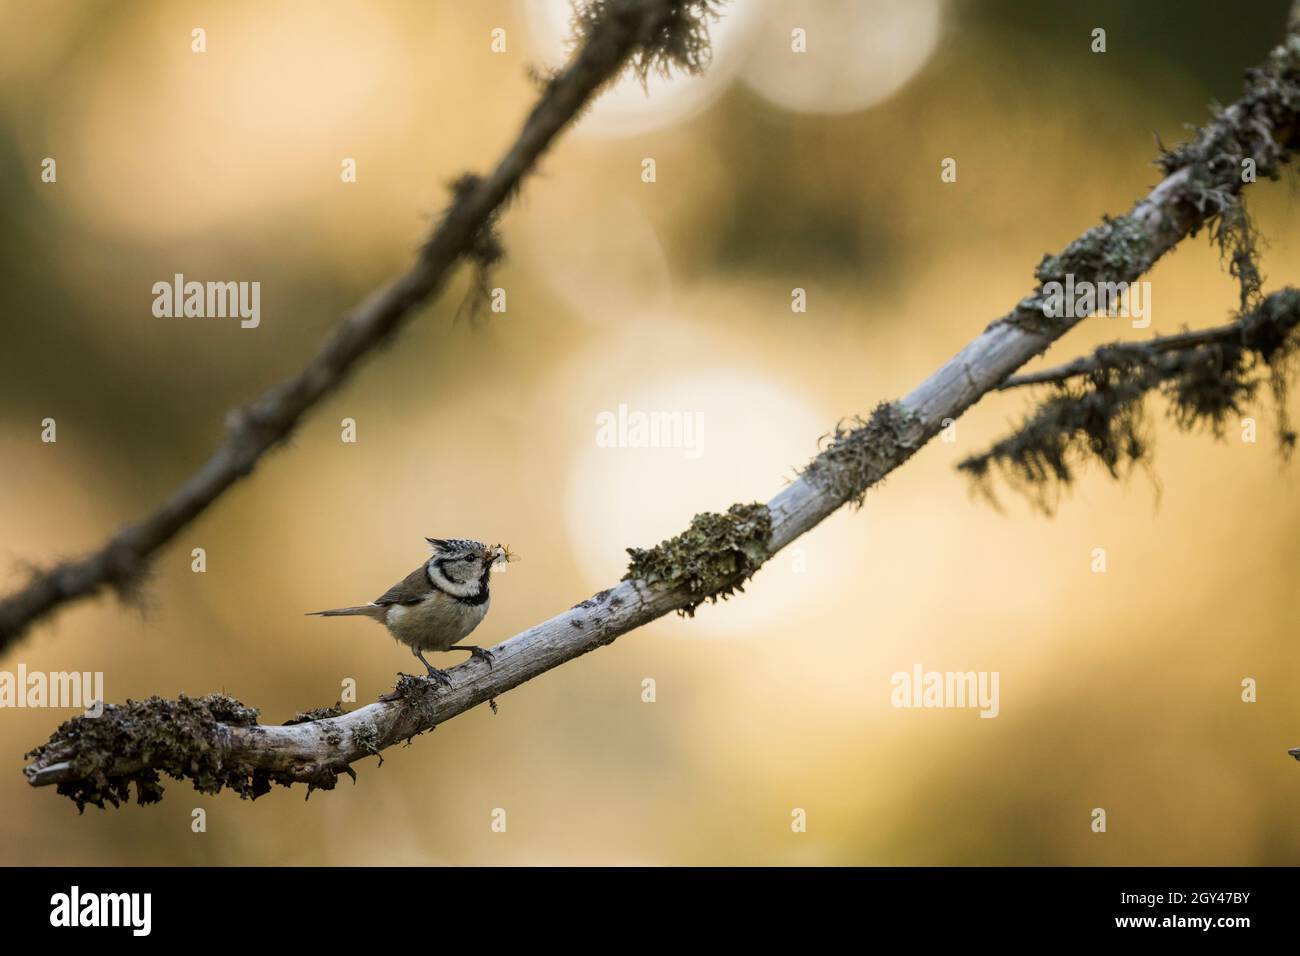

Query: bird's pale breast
[{"left": 384, "top": 590, "right": 489, "bottom": 652}]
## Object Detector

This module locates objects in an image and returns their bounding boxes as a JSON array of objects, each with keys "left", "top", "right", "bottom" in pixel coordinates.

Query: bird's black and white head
[{"left": 424, "top": 538, "right": 512, "bottom": 601}]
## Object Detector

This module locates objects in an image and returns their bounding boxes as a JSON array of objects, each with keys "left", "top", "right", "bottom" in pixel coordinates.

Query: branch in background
[
  {"left": 999, "top": 309, "right": 1292, "bottom": 390},
  {"left": 24, "top": 15, "right": 1300, "bottom": 809},
  {"left": 960, "top": 288, "right": 1300, "bottom": 512},
  {"left": 0, "top": 0, "right": 722, "bottom": 654}
]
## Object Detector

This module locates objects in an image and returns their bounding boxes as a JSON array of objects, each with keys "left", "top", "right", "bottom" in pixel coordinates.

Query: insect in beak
[{"left": 491, "top": 545, "right": 518, "bottom": 565}]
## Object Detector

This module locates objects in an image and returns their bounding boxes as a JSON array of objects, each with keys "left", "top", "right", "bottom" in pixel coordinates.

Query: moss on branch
[
  {"left": 623, "top": 502, "right": 772, "bottom": 615},
  {"left": 24, "top": 693, "right": 261, "bottom": 812},
  {"left": 801, "top": 402, "right": 925, "bottom": 507}
]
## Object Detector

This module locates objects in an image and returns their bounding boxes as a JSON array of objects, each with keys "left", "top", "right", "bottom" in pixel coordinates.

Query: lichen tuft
[
  {"left": 1154, "top": 36, "right": 1300, "bottom": 309},
  {"left": 283, "top": 704, "right": 347, "bottom": 726},
  {"left": 351, "top": 724, "right": 383, "bottom": 766},
  {"left": 25, "top": 693, "right": 261, "bottom": 812},
  {"left": 801, "top": 402, "right": 924, "bottom": 506},
  {"left": 623, "top": 502, "right": 772, "bottom": 616},
  {"left": 390, "top": 673, "right": 446, "bottom": 724},
  {"left": 434, "top": 172, "right": 506, "bottom": 321},
  {"left": 1002, "top": 34, "right": 1300, "bottom": 338},
  {"left": 961, "top": 287, "right": 1300, "bottom": 512},
  {"left": 571, "top": 0, "right": 724, "bottom": 86},
  {"left": 1003, "top": 215, "right": 1152, "bottom": 336}
]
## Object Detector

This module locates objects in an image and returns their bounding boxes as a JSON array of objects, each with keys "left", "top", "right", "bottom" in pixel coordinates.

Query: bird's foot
[
  {"left": 422, "top": 666, "right": 453, "bottom": 688},
  {"left": 452, "top": 645, "right": 496, "bottom": 668}
]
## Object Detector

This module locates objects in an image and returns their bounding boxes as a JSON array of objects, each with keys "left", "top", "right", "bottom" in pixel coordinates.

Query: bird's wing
[{"left": 372, "top": 564, "right": 432, "bottom": 606}]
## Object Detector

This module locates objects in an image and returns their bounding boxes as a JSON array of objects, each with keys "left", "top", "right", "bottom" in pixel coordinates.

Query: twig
[
  {"left": 0, "top": 0, "right": 720, "bottom": 653},
  {"left": 959, "top": 288, "right": 1300, "bottom": 511},
  {"left": 1001, "top": 288, "right": 1300, "bottom": 389},
  {"left": 25, "top": 12, "right": 1300, "bottom": 807},
  {"left": 1000, "top": 327, "right": 1259, "bottom": 389}
]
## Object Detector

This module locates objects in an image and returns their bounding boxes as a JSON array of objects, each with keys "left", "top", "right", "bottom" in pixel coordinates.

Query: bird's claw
[
  {"left": 423, "top": 667, "right": 453, "bottom": 688},
  {"left": 451, "top": 645, "right": 496, "bottom": 668}
]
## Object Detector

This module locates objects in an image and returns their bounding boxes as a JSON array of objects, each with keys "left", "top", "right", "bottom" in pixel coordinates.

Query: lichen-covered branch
[
  {"left": 960, "top": 288, "right": 1300, "bottom": 511},
  {"left": 0, "top": 0, "right": 723, "bottom": 653},
  {"left": 24, "top": 14, "right": 1300, "bottom": 809},
  {"left": 999, "top": 322, "right": 1275, "bottom": 390}
]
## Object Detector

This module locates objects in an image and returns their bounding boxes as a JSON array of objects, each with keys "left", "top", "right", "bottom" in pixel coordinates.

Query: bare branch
[
  {"left": 0, "top": 0, "right": 722, "bottom": 653},
  {"left": 24, "top": 16, "right": 1300, "bottom": 808}
]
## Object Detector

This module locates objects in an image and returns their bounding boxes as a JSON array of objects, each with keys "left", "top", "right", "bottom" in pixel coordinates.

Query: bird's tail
[{"left": 305, "top": 604, "right": 385, "bottom": 620}]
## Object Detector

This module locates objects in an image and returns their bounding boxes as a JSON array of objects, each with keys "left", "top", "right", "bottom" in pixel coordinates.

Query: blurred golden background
[{"left": 1, "top": 0, "right": 1298, "bottom": 865}]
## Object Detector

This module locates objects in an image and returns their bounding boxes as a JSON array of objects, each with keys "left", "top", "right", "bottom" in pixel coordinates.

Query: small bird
[{"left": 307, "top": 538, "right": 514, "bottom": 685}]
